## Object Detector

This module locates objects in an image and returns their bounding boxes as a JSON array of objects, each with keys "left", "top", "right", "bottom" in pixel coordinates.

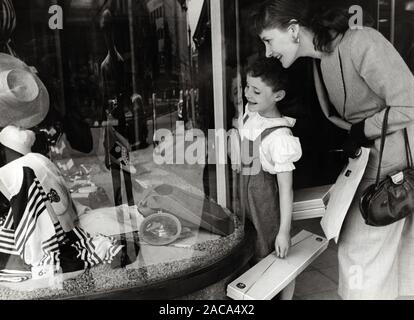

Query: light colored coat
[
  {"left": 314, "top": 27, "right": 414, "bottom": 179},
  {"left": 314, "top": 27, "right": 414, "bottom": 300}
]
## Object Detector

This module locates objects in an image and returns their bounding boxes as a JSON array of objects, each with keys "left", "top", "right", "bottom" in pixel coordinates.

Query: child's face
[{"left": 245, "top": 74, "right": 283, "bottom": 115}]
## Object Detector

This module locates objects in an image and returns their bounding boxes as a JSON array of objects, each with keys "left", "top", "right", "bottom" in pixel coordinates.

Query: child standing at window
[{"left": 235, "top": 58, "right": 302, "bottom": 298}]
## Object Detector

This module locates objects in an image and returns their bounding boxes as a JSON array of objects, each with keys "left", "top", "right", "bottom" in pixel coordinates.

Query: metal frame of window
[
  {"left": 377, "top": 0, "right": 396, "bottom": 44},
  {"left": 210, "top": 0, "right": 229, "bottom": 207},
  {"left": 390, "top": 0, "right": 395, "bottom": 44}
]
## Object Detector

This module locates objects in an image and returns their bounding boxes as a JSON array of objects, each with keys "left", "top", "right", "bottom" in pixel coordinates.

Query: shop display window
[
  {"left": 0, "top": 0, "right": 245, "bottom": 300},
  {"left": 0, "top": 0, "right": 408, "bottom": 300}
]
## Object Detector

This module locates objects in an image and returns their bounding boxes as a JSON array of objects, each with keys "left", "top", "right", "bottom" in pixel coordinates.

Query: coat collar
[
  {"left": 313, "top": 34, "right": 352, "bottom": 131},
  {"left": 320, "top": 45, "right": 346, "bottom": 119}
]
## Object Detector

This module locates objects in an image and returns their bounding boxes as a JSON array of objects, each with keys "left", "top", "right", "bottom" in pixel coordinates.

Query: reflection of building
[
  {"left": 10, "top": 0, "right": 190, "bottom": 123},
  {"left": 193, "top": 0, "right": 212, "bottom": 132},
  {"left": 146, "top": 0, "right": 190, "bottom": 91}
]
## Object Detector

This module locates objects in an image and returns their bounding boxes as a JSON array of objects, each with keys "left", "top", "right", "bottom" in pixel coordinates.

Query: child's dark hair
[{"left": 246, "top": 57, "right": 288, "bottom": 93}]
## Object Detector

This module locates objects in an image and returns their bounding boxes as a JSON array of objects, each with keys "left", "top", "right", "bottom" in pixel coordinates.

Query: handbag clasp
[{"left": 391, "top": 171, "right": 404, "bottom": 185}]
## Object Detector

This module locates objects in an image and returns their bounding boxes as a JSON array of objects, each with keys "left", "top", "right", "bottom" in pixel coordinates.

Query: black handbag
[{"left": 360, "top": 107, "right": 414, "bottom": 226}]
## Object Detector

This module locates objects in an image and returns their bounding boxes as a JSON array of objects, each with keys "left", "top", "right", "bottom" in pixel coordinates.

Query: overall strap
[
  {"left": 242, "top": 113, "right": 290, "bottom": 140},
  {"left": 242, "top": 114, "right": 250, "bottom": 125},
  {"left": 241, "top": 125, "right": 291, "bottom": 170},
  {"left": 256, "top": 125, "right": 290, "bottom": 143}
]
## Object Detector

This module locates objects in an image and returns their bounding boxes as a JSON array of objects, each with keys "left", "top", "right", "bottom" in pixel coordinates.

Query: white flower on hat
[{"left": 0, "top": 125, "right": 35, "bottom": 155}]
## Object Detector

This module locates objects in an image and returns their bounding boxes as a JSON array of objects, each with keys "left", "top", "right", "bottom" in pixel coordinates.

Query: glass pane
[
  {"left": 235, "top": 0, "right": 349, "bottom": 190},
  {"left": 221, "top": 0, "right": 241, "bottom": 217},
  {"left": 395, "top": 0, "right": 414, "bottom": 73},
  {"left": 378, "top": 0, "right": 393, "bottom": 39},
  {"left": 0, "top": 0, "right": 243, "bottom": 299}
]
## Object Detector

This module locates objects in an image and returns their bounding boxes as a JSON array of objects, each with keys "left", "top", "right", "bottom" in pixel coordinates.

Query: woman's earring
[{"left": 294, "top": 36, "right": 300, "bottom": 44}]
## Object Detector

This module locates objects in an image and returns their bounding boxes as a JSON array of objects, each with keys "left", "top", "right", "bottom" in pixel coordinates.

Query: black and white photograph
[{"left": 0, "top": 0, "right": 413, "bottom": 305}]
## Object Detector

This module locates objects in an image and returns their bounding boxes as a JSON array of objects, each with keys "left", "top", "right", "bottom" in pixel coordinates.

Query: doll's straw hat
[{"left": 0, "top": 53, "right": 49, "bottom": 128}]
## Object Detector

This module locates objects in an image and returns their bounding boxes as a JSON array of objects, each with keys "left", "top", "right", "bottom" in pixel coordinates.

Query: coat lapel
[
  {"left": 313, "top": 59, "right": 352, "bottom": 131},
  {"left": 320, "top": 48, "right": 346, "bottom": 119}
]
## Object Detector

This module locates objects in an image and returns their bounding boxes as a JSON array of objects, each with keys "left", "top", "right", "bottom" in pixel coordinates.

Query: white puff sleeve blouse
[
  {"left": 240, "top": 112, "right": 302, "bottom": 174},
  {"left": 259, "top": 131, "right": 302, "bottom": 174}
]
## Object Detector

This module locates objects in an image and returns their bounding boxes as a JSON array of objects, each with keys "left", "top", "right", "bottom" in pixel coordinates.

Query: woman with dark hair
[{"left": 251, "top": 0, "right": 414, "bottom": 299}]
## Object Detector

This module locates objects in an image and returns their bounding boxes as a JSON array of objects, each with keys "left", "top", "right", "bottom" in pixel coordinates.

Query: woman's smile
[
  {"left": 274, "top": 53, "right": 283, "bottom": 62},
  {"left": 260, "top": 27, "right": 299, "bottom": 68}
]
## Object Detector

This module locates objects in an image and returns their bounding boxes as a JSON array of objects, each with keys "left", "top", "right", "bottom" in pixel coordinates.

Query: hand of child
[
  {"left": 275, "top": 232, "right": 291, "bottom": 259},
  {"left": 231, "top": 163, "right": 241, "bottom": 173}
]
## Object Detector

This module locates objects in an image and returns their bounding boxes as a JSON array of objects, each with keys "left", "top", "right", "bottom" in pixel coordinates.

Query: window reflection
[
  {"left": 2, "top": 0, "right": 406, "bottom": 299},
  {"left": 0, "top": 0, "right": 243, "bottom": 299},
  {"left": 395, "top": 0, "right": 414, "bottom": 72}
]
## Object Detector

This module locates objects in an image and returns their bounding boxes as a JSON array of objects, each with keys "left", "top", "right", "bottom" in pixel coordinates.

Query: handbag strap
[
  {"left": 338, "top": 48, "right": 347, "bottom": 118},
  {"left": 404, "top": 128, "right": 413, "bottom": 168},
  {"left": 375, "top": 107, "right": 413, "bottom": 187},
  {"left": 375, "top": 107, "right": 391, "bottom": 187}
]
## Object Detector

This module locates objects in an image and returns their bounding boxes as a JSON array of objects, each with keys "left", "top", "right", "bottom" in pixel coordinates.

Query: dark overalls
[{"left": 241, "top": 115, "right": 288, "bottom": 261}]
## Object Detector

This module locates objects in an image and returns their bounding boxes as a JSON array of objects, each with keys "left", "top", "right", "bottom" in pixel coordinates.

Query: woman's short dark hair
[
  {"left": 251, "top": 0, "right": 372, "bottom": 53},
  {"left": 246, "top": 57, "right": 288, "bottom": 93}
]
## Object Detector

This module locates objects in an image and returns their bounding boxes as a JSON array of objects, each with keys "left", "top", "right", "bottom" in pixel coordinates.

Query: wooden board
[
  {"left": 227, "top": 230, "right": 329, "bottom": 300},
  {"left": 293, "top": 207, "right": 326, "bottom": 221},
  {"left": 293, "top": 185, "right": 332, "bottom": 212},
  {"left": 320, "top": 148, "right": 370, "bottom": 242}
]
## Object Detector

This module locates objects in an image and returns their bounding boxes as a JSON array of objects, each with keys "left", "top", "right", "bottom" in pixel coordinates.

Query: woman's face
[
  {"left": 245, "top": 74, "right": 282, "bottom": 116},
  {"left": 260, "top": 26, "right": 299, "bottom": 68}
]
